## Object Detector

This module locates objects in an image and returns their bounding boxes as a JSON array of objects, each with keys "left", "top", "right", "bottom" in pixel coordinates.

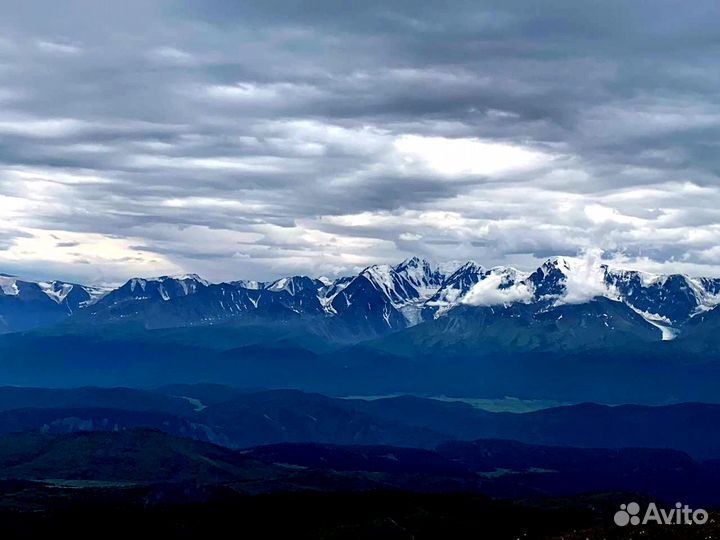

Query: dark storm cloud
[{"left": 0, "top": 0, "right": 719, "bottom": 283}]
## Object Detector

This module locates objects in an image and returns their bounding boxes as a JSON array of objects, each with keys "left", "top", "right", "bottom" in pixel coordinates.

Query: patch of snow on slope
[
  {"left": 79, "top": 286, "right": 111, "bottom": 307},
  {"left": 38, "top": 281, "right": 74, "bottom": 303},
  {"left": 235, "top": 280, "right": 264, "bottom": 290},
  {"left": 173, "top": 274, "right": 210, "bottom": 286},
  {"left": 362, "top": 265, "right": 400, "bottom": 300},
  {"left": 394, "top": 257, "right": 435, "bottom": 289},
  {"left": 318, "top": 277, "right": 352, "bottom": 314},
  {"left": 267, "top": 277, "right": 290, "bottom": 293},
  {"left": 689, "top": 277, "right": 720, "bottom": 314},
  {"left": 0, "top": 276, "right": 19, "bottom": 295},
  {"left": 627, "top": 305, "right": 677, "bottom": 340}
]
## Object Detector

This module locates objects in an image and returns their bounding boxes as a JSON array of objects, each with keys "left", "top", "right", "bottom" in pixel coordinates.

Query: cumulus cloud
[
  {"left": 556, "top": 250, "right": 619, "bottom": 305},
  {"left": 462, "top": 272, "right": 534, "bottom": 307}
]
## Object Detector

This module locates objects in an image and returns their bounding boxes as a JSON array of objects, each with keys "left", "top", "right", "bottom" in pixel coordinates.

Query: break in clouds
[{"left": 1, "top": 0, "right": 720, "bottom": 284}]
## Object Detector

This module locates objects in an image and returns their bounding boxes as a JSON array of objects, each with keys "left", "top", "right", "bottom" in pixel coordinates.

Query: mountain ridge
[{"left": 2, "top": 256, "right": 720, "bottom": 339}]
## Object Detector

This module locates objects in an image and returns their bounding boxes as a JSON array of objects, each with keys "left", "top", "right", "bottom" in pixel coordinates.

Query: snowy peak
[
  {"left": 393, "top": 257, "right": 458, "bottom": 291},
  {"left": 125, "top": 273, "right": 207, "bottom": 289},
  {"left": 511, "top": 257, "right": 720, "bottom": 326},
  {"left": 360, "top": 264, "right": 420, "bottom": 306},
  {"left": 266, "top": 276, "right": 324, "bottom": 296},
  {"left": 326, "top": 257, "right": 454, "bottom": 332},
  {"left": 357, "top": 255, "right": 455, "bottom": 308},
  {"left": 394, "top": 256, "right": 426, "bottom": 269},
  {"left": 4, "top": 256, "right": 720, "bottom": 339},
  {"left": 449, "top": 260, "right": 483, "bottom": 277},
  {"left": 38, "top": 281, "right": 75, "bottom": 303},
  {"left": 328, "top": 267, "right": 410, "bottom": 333},
  {"left": 393, "top": 257, "right": 438, "bottom": 288},
  {"left": 484, "top": 266, "right": 526, "bottom": 292},
  {"left": 525, "top": 256, "right": 578, "bottom": 298},
  {"left": 605, "top": 269, "right": 719, "bottom": 325},
  {"left": 171, "top": 273, "right": 210, "bottom": 286},
  {"left": 426, "top": 261, "right": 485, "bottom": 312},
  {"left": 0, "top": 274, "right": 104, "bottom": 312},
  {"left": 342, "top": 258, "right": 467, "bottom": 327},
  {"left": 113, "top": 274, "right": 210, "bottom": 303},
  {"left": 231, "top": 279, "right": 266, "bottom": 290}
]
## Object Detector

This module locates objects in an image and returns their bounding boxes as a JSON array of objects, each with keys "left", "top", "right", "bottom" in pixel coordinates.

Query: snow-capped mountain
[
  {"left": 425, "top": 263, "right": 527, "bottom": 317},
  {"left": 325, "top": 266, "right": 409, "bottom": 335},
  {"left": 525, "top": 257, "right": 575, "bottom": 298},
  {"left": 605, "top": 269, "right": 720, "bottom": 324},
  {"left": 0, "top": 274, "right": 108, "bottom": 333},
  {"left": 409, "top": 297, "right": 664, "bottom": 353},
  {"left": 2, "top": 256, "right": 720, "bottom": 339},
  {"left": 229, "top": 279, "right": 266, "bottom": 290},
  {"left": 425, "top": 262, "right": 485, "bottom": 316},
  {"left": 266, "top": 276, "right": 325, "bottom": 296},
  {"left": 504, "top": 257, "right": 720, "bottom": 330},
  {"left": 82, "top": 274, "right": 209, "bottom": 318},
  {"left": 324, "top": 257, "right": 462, "bottom": 332},
  {"left": 0, "top": 274, "right": 105, "bottom": 307},
  {"left": 81, "top": 273, "right": 329, "bottom": 327},
  {"left": 394, "top": 256, "right": 450, "bottom": 293}
]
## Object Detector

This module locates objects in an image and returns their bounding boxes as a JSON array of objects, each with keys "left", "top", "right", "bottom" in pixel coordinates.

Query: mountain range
[
  {"left": 1, "top": 428, "right": 716, "bottom": 504},
  {"left": 2, "top": 256, "right": 720, "bottom": 341},
  {"left": 3, "top": 256, "right": 720, "bottom": 403},
  {"left": 4, "top": 427, "right": 719, "bottom": 539},
  {"left": 2, "top": 385, "right": 720, "bottom": 460},
  {"left": 0, "top": 385, "right": 719, "bottom": 512}
]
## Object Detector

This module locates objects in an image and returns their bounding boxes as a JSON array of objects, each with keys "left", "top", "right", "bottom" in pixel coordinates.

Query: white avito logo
[{"left": 614, "top": 501, "right": 709, "bottom": 527}]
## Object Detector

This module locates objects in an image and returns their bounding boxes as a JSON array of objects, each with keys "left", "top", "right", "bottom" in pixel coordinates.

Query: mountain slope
[
  {"left": 0, "top": 275, "right": 106, "bottom": 333},
  {"left": 2, "top": 386, "right": 720, "bottom": 459},
  {"left": 0, "top": 429, "right": 284, "bottom": 484},
  {"left": 364, "top": 296, "right": 662, "bottom": 358}
]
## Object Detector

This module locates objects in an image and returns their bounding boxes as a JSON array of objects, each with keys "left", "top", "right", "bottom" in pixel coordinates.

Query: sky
[{"left": 1, "top": 0, "right": 720, "bottom": 284}]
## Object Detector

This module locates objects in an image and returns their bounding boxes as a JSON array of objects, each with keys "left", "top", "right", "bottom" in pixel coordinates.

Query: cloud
[
  {"left": 35, "top": 40, "right": 82, "bottom": 56},
  {"left": 147, "top": 47, "right": 197, "bottom": 66},
  {"left": 462, "top": 272, "right": 534, "bottom": 307},
  {"left": 0, "top": 1, "right": 718, "bottom": 284},
  {"left": 393, "top": 135, "right": 554, "bottom": 178},
  {"left": 0, "top": 117, "right": 88, "bottom": 138},
  {"left": 555, "top": 250, "right": 619, "bottom": 305}
]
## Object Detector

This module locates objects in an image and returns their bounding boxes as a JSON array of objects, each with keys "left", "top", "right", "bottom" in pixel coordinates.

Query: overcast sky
[{"left": 1, "top": 0, "right": 719, "bottom": 284}]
